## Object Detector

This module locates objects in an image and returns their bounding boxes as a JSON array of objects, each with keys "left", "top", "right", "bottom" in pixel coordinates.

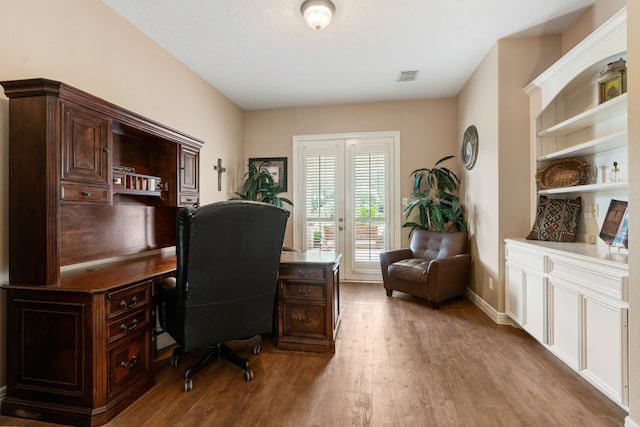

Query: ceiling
[{"left": 102, "top": 0, "right": 597, "bottom": 111}]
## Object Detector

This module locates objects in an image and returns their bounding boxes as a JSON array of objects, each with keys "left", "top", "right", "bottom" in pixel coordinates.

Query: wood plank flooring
[{"left": 0, "top": 282, "right": 627, "bottom": 426}]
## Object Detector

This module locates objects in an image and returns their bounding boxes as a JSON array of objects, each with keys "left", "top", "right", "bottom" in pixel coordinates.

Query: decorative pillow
[{"left": 526, "top": 196, "right": 581, "bottom": 242}]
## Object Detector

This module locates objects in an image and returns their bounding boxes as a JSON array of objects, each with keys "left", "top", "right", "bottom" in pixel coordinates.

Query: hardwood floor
[{"left": 0, "top": 282, "right": 627, "bottom": 426}]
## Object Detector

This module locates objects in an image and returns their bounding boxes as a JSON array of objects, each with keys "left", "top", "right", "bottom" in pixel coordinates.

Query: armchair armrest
[
  {"left": 379, "top": 248, "right": 412, "bottom": 282},
  {"left": 426, "top": 254, "right": 471, "bottom": 300}
]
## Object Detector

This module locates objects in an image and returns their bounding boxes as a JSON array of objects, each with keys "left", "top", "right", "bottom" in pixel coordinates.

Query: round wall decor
[{"left": 461, "top": 125, "right": 478, "bottom": 170}]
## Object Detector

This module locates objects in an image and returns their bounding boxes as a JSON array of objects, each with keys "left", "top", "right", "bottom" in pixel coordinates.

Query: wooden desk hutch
[{"left": 0, "top": 79, "right": 203, "bottom": 426}]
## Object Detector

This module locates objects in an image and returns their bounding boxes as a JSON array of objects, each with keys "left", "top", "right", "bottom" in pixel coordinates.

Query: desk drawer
[
  {"left": 281, "top": 281, "right": 325, "bottom": 301},
  {"left": 107, "top": 330, "right": 150, "bottom": 399},
  {"left": 279, "top": 265, "right": 325, "bottom": 281},
  {"left": 282, "top": 303, "right": 326, "bottom": 338},
  {"left": 107, "top": 281, "right": 151, "bottom": 319},
  {"left": 107, "top": 306, "right": 150, "bottom": 343},
  {"left": 61, "top": 183, "right": 109, "bottom": 203}
]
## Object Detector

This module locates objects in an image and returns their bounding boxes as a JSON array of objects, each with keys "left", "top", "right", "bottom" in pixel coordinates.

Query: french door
[{"left": 293, "top": 131, "right": 400, "bottom": 281}]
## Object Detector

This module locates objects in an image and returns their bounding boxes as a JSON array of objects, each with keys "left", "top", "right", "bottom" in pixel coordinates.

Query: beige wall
[
  {"left": 243, "top": 99, "right": 458, "bottom": 247},
  {"left": 0, "top": 0, "right": 244, "bottom": 385},
  {"left": 455, "top": 35, "right": 561, "bottom": 311},
  {"left": 562, "top": 0, "right": 627, "bottom": 53},
  {"left": 456, "top": 45, "right": 500, "bottom": 307}
]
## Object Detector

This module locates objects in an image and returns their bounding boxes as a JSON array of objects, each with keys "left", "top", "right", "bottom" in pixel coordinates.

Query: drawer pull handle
[
  {"left": 120, "top": 318, "right": 138, "bottom": 332},
  {"left": 296, "top": 288, "right": 312, "bottom": 296},
  {"left": 82, "top": 191, "right": 91, "bottom": 197},
  {"left": 296, "top": 316, "right": 313, "bottom": 323},
  {"left": 120, "top": 354, "right": 139, "bottom": 369},
  {"left": 296, "top": 269, "right": 312, "bottom": 278},
  {"left": 120, "top": 296, "right": 138, "bottom": 308}
]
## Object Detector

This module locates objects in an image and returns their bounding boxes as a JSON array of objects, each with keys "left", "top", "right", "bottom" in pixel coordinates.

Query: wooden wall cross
[{"left": 213, "top": 158, "right": 226, "bottom": 191}]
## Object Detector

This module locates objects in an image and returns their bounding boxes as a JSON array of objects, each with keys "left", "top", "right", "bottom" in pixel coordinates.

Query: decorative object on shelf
[
  {"left": 213, "top": 158, "right": 227, "bottom": 191},
  {"left": 596, "top": 58, "right": 626, "bottom": 104},
  {"left": 610, "top": 161, "right": 621, "bottom": 182},
  {"left": 526, "top": 195, "right": 582, "bottom": 242},
  {"left": 600, "top": 199, "right": 628, "bottom": 249},
  {"left": 113, "top": 165, "right": 136, "bottom": 173},
  {"left": 461, "top": 125, "right": 478, "bottom": 170},
  {"left": 233, "top": 159, "right": 292, "bottom": 208},
  {"left": 535, "top": 158, "right": 591, "bottom": 189},
  {"left": 300, "top": 0, "right": 335, "bottom": 31},
  {"left": 403, "top": 155, "right": 467, "bottom": 234}
]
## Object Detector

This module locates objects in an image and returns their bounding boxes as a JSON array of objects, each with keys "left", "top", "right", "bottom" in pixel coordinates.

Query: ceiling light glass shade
[{"left": 300, "top": 0, "right": 335, "bottom": 31}]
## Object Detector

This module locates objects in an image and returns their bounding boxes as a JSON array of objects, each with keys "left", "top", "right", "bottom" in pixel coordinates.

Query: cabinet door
[
  {"left": 505, "top": 262, "right": 524, "bottom": 325},
  {"left": 61, "top": 103, "right": 110, "bottom": 185},
  {"left": 548, "top": 280, "right": 580, "bottom": 370},
  {"left": 582, "top": 295, "right": 628, "bottom": 406},
  {"left": 523, "top": 271, "right": 546, "bottom": 344},
  {"left": 179, "top": 146, "right": 199, "bottom": 193}
]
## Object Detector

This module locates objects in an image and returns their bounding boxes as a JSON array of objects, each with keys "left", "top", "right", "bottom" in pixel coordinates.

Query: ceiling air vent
[{"left": 397, "top": 70, "right": 419, "bottom": 82}]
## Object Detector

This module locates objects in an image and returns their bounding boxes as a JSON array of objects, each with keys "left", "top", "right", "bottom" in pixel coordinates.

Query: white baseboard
[
  {"left": 626, "top": 416, "right": 640, "bottom": 427},
  {"left": 465, "top": 288, "right": 518, "bottom": 327}
]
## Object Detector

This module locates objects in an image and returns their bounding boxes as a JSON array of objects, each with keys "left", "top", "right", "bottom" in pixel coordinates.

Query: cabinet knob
[
  {"left": 119, "top": 295, "right": 138, "bottom": 308},
  {"left": 296, "top": 269, "right": 312, "bottom": 278},
  {"left": 296, "top": 288, "right": 312, "bottom": 296},
  {"left": 119, "top": 354, "right": 139, "bottom": 369},
  {"left": 82, "top": 191, "right": 91, "bottom": 197},
  {"left": 120, "top": 318, "right": 139, "bottom": 332},
  {"left": 103, "top": 147, "right": 110, "bottom": 153}
]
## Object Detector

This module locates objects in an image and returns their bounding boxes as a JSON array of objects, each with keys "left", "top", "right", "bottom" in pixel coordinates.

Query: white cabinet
[
  {"left": 505, "top": 243, "right": 547, "bottom": 344},
  {"left": 510, "top": 6, "right": 630, "bottom": 410},
  {"left": 505, "top": 239, "right": 629, "bottom": 409}
]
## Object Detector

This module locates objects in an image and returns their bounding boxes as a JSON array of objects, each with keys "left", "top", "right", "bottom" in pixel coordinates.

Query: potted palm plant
[
  {"left": 233, "top": 161, "right": 293, "bottom": 208},
  {"left": 403, "top": 155, "right": 467, "bottom": 234}
]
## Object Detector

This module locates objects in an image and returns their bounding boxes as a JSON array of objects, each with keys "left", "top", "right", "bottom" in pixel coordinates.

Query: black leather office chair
[{"left": 157, "top": 200, "right": 289, "bottom": 391}]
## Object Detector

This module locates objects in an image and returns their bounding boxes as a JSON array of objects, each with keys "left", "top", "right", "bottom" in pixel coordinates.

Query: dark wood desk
[
  {"left": 2, "top": 250, "right": 341, "bottom": 426},
  {"left": 277, "top": 251, "right": 341, "bottom": 354},
  {"left": 2, "top": 252, "right": 177, "bottom": 427}
]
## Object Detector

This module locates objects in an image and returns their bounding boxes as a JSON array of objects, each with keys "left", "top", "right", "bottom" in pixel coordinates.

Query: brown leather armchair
[{"left": 379, "top": 230, "right": 471, "bottom": 309}]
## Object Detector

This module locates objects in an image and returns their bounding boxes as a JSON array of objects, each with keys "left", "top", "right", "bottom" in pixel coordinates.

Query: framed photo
[
  {"left": 600, "top": 75, "right": 623, "bottom": 103},
  {"left": 599, "top": 199, "right": 628, "bottom": 247},
  {"left": 597, "top": 59, "right": 626, "bottom": 104},
  {"left": 249, "top": 157, "right": 288, "bottom": 191}
]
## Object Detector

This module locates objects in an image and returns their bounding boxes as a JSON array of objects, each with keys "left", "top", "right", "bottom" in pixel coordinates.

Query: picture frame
[
  {"left": 599, "top": 199, "right": 628, "bottom": 248},
  {"left": 249, "top": 157, "right": 288, "bottom": 191},
  {"left": 597, "top": 58, "right": 626, "bottom": 104},
  {"left": 600, "top": 75, "right": 623, "bottom": 103}
]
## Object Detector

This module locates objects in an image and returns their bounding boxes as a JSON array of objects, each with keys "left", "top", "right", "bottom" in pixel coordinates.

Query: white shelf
[
  {"left": 538, "top": 93, "right": 627, "bottom": 138},
  {"left": 538, "top": 181, "right": 627, "bottom": 195},
  {"left": 537, "top": 131, "right": 627, "bottom": 162}
]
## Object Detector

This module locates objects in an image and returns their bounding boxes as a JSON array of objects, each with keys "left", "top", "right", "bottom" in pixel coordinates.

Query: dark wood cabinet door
[
  {"left": 61, "top": 102, "right": 110, "bottom": 185},
  {"left": 179, "top": 145, "right": 199, "bottom": 193}
]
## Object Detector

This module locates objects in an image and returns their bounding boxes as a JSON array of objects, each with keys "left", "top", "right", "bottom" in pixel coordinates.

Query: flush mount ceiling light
[{"left": 300, "top": 0, "right": 336, "bottom": 31}]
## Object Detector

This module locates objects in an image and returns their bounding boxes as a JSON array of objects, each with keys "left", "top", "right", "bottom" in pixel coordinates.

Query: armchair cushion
[{"left": 387, "top": 259, "right": 430, "bottom": 284}]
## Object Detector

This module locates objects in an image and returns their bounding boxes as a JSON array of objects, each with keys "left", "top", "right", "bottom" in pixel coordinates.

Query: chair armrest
[
  {"left": 427, "top": 254, "right": 471, "bottom": 299},
  {"left": 379, "top": 248, "right": 412, "bottom": 281},
  {"left": 156, "top": 277, "right": 177, "bottom": 331}
]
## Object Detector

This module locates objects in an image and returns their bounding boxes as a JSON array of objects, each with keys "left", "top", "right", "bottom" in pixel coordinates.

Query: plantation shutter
[
  {"left": 304, "top": 152, "right": 337, "bottom": 252},
  {"left": 352, "top": 151, "right": 387, "bottom": 263}
]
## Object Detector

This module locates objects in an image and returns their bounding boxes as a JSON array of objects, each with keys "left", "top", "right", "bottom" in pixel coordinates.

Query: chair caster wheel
[
  {"left": 171, "top": 357, "right": 180, "bottom": 367},
  {"left": 244, "top": 370, "right": 254, "bottom": 381},
  {"left": 184, "top": 379, "right": 193, "bottom": 391},
  {"left": 253, "top": 345, "right": 262, "bottom": 355}
]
